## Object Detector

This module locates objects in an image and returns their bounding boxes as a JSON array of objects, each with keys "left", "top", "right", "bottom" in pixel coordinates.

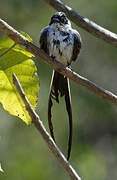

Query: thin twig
[
  {"left": 12, "top": 73, "right": 81, "bottom": 180},
  {"left": 45, "top": 0, "right": 117, "bottom": 47},
  {"left": 0, "top": 18, "right": 117, "bottom": 107},
  {"left": 0, "top": 43, "right": 16, "bottom": 57}
]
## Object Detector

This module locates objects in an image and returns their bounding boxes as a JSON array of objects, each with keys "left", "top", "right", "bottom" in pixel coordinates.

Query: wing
[
  {"left": 71, "top": 31, "right": 82, "bottom": 61},
  {"left": 39, "top": 27, "right": 49, "bottom": 54}
]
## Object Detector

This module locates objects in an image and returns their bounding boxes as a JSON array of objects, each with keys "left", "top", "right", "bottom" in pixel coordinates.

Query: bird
[{"left": 39, "top": 12, "right": 81, "bottom": 160}]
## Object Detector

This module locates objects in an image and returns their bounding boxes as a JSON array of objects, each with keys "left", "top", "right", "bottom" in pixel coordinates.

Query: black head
[{"left": 49, "top": 12, "right": 69, "bottom": 26}]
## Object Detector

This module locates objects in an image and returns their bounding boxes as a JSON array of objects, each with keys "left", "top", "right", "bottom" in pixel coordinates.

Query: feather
[
  {"left": 48, "top": 71, "right": 72, "bottom": 160},
  {"left": 40, "top": 27, "right": 49, "bottom": 54},
  {"left": 71, "top": 32, "right": 82, "bottom": 61}
]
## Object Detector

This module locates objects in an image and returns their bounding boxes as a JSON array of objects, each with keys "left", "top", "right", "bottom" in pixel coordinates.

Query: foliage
[{"left": 0, "top": 35, "right": 39, "bottom": 125}]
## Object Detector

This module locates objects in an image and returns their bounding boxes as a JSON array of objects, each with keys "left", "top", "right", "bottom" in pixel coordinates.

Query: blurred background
[{"left": 0, "top": 0, "right": 117, "bottom": 179}]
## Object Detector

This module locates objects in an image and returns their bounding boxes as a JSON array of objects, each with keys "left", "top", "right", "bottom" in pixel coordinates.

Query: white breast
[{"left": 47, "top": 26, "right": 74, "bottom": 66}]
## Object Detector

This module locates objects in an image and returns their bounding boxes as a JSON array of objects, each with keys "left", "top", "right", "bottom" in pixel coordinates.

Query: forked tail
[{"left": 48, "top": 70, "right": 72, "bottom": 160}]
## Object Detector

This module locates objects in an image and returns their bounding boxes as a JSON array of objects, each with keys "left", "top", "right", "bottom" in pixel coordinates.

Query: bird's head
[{"left": 49, "top": 12, "right": 71, "bottom": 27}]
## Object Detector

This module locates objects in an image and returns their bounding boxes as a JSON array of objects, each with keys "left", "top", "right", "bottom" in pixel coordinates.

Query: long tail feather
[
  {"left": 48, "top": 70, "right": 72, "bottom": 160},
  {"left": 48, "top": 71, "right": 56, "bottom": 142},
  {"left": 64, "top": 78, "right": 72, "bottom": 160}
]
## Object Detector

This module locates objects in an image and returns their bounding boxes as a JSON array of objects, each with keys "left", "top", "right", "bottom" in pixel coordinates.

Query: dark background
[{"left": 0, "top": 0, "right": 117, "bottom": 179}]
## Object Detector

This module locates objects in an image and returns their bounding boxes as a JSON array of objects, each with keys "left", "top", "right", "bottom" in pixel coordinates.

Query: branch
[
  {"left": 45, "top": 0, "right": 117, "bottom": 47},
  {"left": 12, "top": 73, "right": 81, "bottom": 180},
  {"left": 0, "top": 18, "right": 117, "bottom": 107}
]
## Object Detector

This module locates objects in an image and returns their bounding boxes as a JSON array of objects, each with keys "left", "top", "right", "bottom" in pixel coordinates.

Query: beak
[
  {"left": 52, "top": 17, "right": 60, "bottom": 23},
  {"left": 49, "top": 17, "right": 60, "bottom": 25}
]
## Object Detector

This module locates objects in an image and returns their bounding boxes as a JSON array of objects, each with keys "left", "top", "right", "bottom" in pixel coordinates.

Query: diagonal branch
[
  {"left": 0, "top": 18, "right": 117, "bottom": 107},
  {"left": 45, "top": 0, "right": 117, "bottom": 47},
  {"left": 13, "top": 73, "right": 81, "bottom": 180}
]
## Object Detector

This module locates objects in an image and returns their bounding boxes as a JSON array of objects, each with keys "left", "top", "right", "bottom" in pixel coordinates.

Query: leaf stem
[{"left": 0, "top": 43, "right": 16, "bottom": 57}]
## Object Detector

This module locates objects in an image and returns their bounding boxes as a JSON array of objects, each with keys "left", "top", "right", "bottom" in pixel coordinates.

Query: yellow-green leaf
[
  {"left": 0, "top": 35, "right": 39, "bottom": 125},
  {"left": 0, "top": 35, "right": 34, "bottom": 58},
  {"left": 19, "top": 31, "right": 32, "bottom": 42}
]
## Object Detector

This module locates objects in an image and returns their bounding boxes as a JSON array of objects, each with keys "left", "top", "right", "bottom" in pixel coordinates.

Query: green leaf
[
  {"left": 0, "top": 35, "right": 34, "bottom": 58},
  {"left": 19, "top": 31, "right": 32, "bottom": 42},
  {"left": 0, "top": 35, "right": 39, "bottom": 125},
  {"left": 0, "top": 35, "right": 14, "bottom": 48}
]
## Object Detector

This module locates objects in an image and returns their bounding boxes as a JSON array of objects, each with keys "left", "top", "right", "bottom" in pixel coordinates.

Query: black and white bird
[{"left": 39, "top": 12, "right": 81, "bottom": 160}]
